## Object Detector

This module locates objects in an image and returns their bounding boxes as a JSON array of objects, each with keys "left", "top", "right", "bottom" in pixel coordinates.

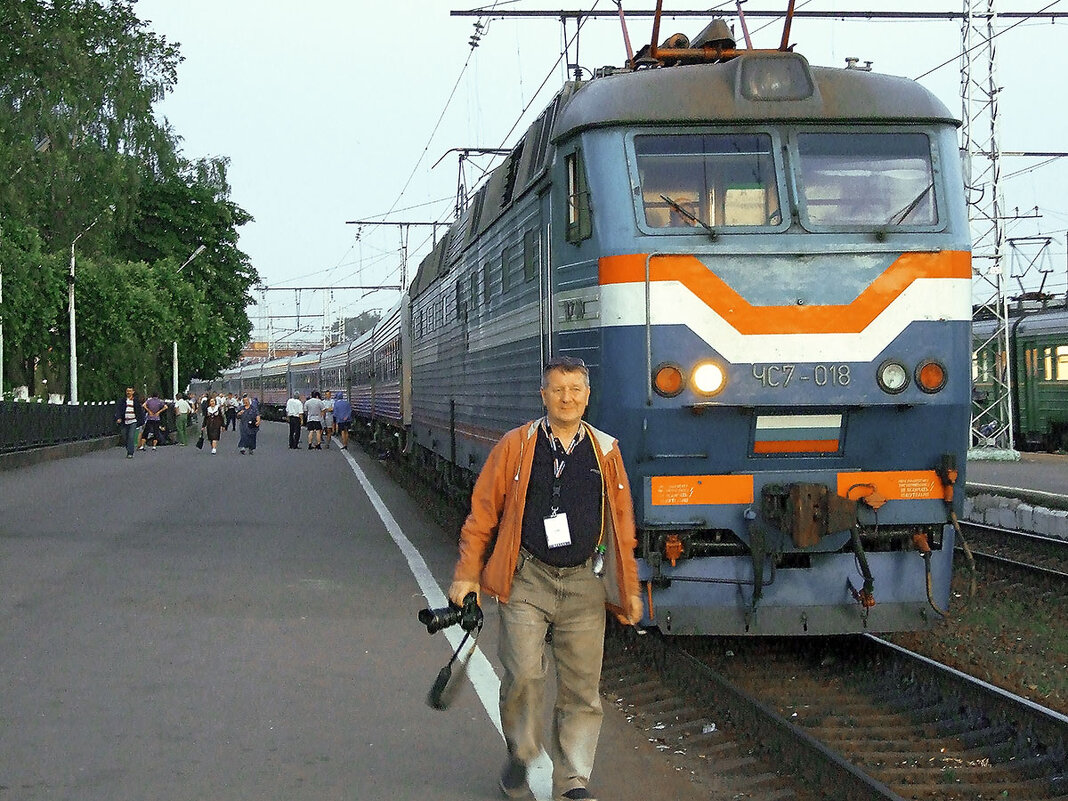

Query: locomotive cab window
[
  {"left": 633, "top": 133, "right": 783, "bottom": 231},
  {"left": 796, "top": 132, "right": 939, "bottom": 229}
]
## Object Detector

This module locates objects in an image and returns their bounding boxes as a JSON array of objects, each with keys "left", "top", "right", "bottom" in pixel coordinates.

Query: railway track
[
  {"left": 958, "top": 520, "right": 1068, "bottom": 590},
  {"left": 603, "top": 627, "right": 1068, "bottom": 800}
]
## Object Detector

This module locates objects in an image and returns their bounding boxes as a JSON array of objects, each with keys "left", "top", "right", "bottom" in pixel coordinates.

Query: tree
[{"left": 0, "top": 0, "right": 258, "bottom": 400}]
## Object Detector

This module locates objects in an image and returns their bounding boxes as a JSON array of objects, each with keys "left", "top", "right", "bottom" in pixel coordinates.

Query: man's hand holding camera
[{"left": 448, "top": 579, "right": 480, "bottom": 608}]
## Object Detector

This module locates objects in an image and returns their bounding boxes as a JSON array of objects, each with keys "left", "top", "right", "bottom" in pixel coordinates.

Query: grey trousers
[{"left": 498, "top": 550, "right": 606, "bottom": 797}]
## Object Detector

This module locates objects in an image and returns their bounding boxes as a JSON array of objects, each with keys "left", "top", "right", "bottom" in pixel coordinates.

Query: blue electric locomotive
[{"left": 404, "top": 17, "right": 971, "bottom": 635}]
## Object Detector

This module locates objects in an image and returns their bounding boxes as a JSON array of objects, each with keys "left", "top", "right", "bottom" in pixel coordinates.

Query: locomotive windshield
[
  {"left": 796, "top": 132, "right": 937, "bottom": 227},
  {"left": 635, "top": 133, "right": 782, "bottom": 230}
]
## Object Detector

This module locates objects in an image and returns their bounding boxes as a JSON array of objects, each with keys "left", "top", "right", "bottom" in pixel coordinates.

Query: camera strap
[{"left": 428, "top": 616, "right": 483, "bottom": 710}]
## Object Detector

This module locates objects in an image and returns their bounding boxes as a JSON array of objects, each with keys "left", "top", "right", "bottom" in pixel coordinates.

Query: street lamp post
[
  {"left": 173, "top": 244, "right": 206, "bottom": 398},
  {"left": 68, "top": 204, "right": 114, "bottom": 404}
]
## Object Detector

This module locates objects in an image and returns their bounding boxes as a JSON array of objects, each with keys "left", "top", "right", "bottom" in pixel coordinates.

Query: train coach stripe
[{"left": 599, "top": 250, "right": 971, "bottom": 335}]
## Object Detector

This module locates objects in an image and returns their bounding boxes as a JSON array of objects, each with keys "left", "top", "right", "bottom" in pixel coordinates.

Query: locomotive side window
[
  {"left": 796, "top": 132, "right": 937, "bottom": 228},
  {"left": 565, "top": 150, "right": 592, "bottom": 242},
  {"left": 634, "top": 133, "right": 781, "bottom": 230}
]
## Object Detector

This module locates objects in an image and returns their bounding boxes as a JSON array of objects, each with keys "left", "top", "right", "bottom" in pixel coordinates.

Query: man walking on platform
[
  {"left": 224, "top": 392, "right": 239, "bottom": 431},
  {"left": 114, "top": 386, "right": 146, "bottom": 459},
  {"left": 304, "top": 390, "right": 325, "bottom": 450},
  {"left": 332, "top": 391, "right": 352, "bottom": 449},
  {"left": 448, "top": 356, "right": 643, "bottom": 801},
  {"left": 173, "top": 393, "right": 193, "bottom": 446},
  {"left": 286, "top": 392, "right": 304, "bottom": 449}
]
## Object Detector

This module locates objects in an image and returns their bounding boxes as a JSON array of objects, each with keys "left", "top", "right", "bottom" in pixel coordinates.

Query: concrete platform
[{"left": 0, "top": 423, "right": 718, "bottom": 801}]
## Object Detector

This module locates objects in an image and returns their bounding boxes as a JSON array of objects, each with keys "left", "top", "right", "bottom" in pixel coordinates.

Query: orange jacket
[{"left": 453, "top": 419, "right": 640, "bottom": 621}]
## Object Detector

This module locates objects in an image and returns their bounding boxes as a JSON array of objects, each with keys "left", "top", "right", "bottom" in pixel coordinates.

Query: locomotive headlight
[
  {"left": 915, "top": 360, "right": 947, "bottom": 393},
  {"left": 691, "top": 361, "right": 727, "bottom": 396},
  {"left": 738, "top": 55, "right": 815, "bottom": 101},
  {"left": 653, "top": 363, "right": 685, "bottom": 397},
  {"left": 876, "top": 360, "right": 910, "bottom": 394}
]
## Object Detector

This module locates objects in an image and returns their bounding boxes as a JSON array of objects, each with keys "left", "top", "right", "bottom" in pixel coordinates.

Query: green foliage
[{"left": 0, "top": 0, "right": 258, "bottom": 401}]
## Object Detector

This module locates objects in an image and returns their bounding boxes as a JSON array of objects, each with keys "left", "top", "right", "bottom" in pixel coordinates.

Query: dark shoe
[
  {"left": 499, "top": 758, "right": 529, "bottom": 799},
  {"left": 558, "top": 789, "right": 596, "bottom": 801}
]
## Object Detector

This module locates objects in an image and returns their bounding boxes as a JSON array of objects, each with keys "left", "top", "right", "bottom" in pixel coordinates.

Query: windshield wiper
[
  {"left": 887, "top": 182, "right": 934, "bottom": 225},
  {"left": 659, "top": 194, "right": 717, "bottom": 241}
]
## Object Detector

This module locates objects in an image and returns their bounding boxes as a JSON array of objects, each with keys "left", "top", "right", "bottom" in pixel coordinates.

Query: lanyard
[{"left": 543, "top": 419, "right": 581, "bottom": 516}]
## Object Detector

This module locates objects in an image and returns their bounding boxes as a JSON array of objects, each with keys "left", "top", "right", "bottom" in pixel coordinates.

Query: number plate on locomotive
[{"left": 752, "top": 364, "right": 851, "bottom": 388}]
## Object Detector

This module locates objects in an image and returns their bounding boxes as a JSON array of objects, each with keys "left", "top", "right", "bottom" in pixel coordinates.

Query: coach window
[
  {"left": 634, "top": 133, "right": 782, "bottom": 231},
  {"left": 795, "top": 132, "right": 938, "bottom": 229},
  {"left": 565, "top": 150, "right": 592, "bottom": 243}
]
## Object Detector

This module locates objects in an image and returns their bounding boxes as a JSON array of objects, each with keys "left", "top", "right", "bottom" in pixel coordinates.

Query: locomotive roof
[{"left": 551, "top": 53, "right": 958, "bottom": 141}]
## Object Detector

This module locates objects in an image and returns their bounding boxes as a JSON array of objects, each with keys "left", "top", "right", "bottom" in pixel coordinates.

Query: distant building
[{"left": 240, "top": 340, "right": 322, "bottom": 361}]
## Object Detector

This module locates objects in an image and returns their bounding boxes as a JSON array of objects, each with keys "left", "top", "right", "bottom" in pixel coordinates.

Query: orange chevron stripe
[{"left": 599, "top": 250, "right": 971, "bottom": 335}]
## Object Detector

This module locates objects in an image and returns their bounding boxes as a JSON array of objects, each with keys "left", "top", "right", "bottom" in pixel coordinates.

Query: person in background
[
  {"left": 173, "top": 392, "right": 193, "bottom": 446},
  {"left": 304, "top": 390, "right": 325, "bottom": 450},
  {"left": 448, "top": 356, "right": 642, "bottom": 801},
  {"left": 224, "top": 392, "right": 239, "bottom": 431},
  {"left": 139, "top": 390, "right": 169, "bottom": 451},
  {"left": 236, "top": 394, "right": 261, "bottom": 455},
  {"left": 201, "top": 395, "right": 224, "bottom": 454},
  {"left": 322, "top": 389, "right": 335, "bottom": 449},
  {"left": 286, "top": 391, "right": 304, "bottom": 449},
  {"left": 114, "top": 386, "right": 146, "bottom": 459},
  {"left": 332, "top": 391, "right": 352, "bottom": 450}
]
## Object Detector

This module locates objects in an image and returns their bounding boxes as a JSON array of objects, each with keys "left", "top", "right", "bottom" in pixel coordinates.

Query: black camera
[{"left": 418, "top": 592, "right": 483, "bottom": 635}]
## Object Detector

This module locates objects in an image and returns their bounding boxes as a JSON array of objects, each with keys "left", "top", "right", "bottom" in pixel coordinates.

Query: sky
[{"left": 132, "top": 1, "right": 1068, "bottom": 346}]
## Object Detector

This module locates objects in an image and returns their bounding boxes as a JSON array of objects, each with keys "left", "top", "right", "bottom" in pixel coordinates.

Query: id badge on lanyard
[
  {"left": 543, "top": 511, "right": 572, "bottom": 548},
  {"left": 544, "top": 434, "right": 574, "bottom": 548}
]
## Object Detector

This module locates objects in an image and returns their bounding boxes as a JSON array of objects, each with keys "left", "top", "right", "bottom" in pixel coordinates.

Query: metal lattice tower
[{"left": 962, "top": 0, "right": 1014, "bottom": 451}]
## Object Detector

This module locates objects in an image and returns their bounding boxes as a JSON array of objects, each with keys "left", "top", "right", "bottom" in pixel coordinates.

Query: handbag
[{"left": 196, "top": 434, "right": 204, "bottom": 449}]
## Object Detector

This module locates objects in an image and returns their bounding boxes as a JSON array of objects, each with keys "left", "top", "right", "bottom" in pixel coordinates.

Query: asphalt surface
[
  {"left": 0, "top": 424, "right": 714, "bottom": 801},
  {"left": 967, "top": 451, "right": 1068, "bottom": 497}
]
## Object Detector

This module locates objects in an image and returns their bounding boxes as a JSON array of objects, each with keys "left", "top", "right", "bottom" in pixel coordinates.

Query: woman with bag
[
  {"left": 202, "top": 396, "right": 224, "bottom": 454},
  {"left": 236, "top": 394, "right": 261, "bottom": 455}
]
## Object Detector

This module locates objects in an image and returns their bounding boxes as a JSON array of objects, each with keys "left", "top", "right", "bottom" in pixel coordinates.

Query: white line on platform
[{"left": 340, "top": 447, "right": 553, "bottom": 800}]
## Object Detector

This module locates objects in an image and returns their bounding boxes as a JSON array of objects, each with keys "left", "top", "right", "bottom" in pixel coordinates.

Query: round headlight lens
[
  {"left": 916, "top": 360, "right": 947, "bottom": 393},
  {"left": 877, "top": 360, "right": 909, "bottom": 394},
  {"left": 692, "top": 361, "right": 727, "bottom": 396},
  {"left": 653, "top": 363, "right": 685, "bottom": 397}
]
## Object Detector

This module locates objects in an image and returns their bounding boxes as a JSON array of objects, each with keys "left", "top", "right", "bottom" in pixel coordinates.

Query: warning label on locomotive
[
  {"left": 835, "top": 471, "right": 942, "bottom": 501},
  {"left": 650, "top": 475, "right": 754, "bottom": 506}
]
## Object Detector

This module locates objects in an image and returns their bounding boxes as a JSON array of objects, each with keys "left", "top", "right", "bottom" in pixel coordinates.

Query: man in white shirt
[
  {"left": 173, "top": 393, "right": 193, "bottom": 446},
  {"left": 285, "top": 392, "right": 304, "bottom": 449}
]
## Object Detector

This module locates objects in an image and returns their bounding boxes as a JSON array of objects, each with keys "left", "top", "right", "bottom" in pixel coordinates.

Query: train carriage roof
[{"left": 551, "top": 54, "right": 958, "bottom": 141}]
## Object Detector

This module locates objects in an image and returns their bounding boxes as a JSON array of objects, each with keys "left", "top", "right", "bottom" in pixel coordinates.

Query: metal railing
[{"left": 0, "top": 400, "right": 117, "bottom": 454}]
